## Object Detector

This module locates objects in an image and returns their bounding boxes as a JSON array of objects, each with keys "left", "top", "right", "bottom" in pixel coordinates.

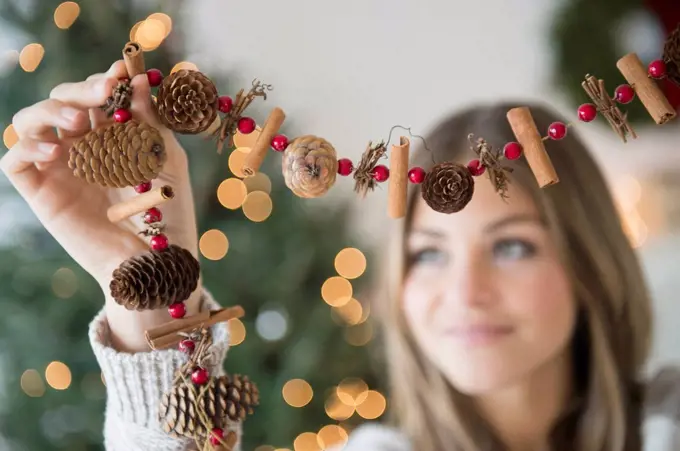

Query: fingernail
[
  {"left": 61, "top": 107, "right": 81, "bottom": 123},
  {"left": 38, "top": 143, "right": 57, "bottom": 155}
]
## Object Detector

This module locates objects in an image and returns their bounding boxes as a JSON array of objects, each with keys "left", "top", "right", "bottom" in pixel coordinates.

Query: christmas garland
[{"left": 65, "top": 22, "right": 680, "bottom": 448}]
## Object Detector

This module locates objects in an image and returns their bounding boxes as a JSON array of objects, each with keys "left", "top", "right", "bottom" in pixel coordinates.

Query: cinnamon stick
[
  {"left": 388, "top": 136, "right": 410, "bottom": 219},
  {"left": 122, "top": 41, "right": 145, "bottom": 78},
  {"left": 145, "top": 306, "right": 245, "bottom": 350},
  {"left": 616, "top": 53, "right": 676, "bottom": 124},
  {"left": 506, "top": 107, "right": 559, "bottom": 187},
  {"left": 107, "top": 185, "right": 174, "bottom": 223},
  {"left": 242, "top": 107, "right": 286, "bottom": 176}
]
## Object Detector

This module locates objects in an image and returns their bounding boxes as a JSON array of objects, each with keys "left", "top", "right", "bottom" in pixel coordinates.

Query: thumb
[{"left": 129, "top": 73, "right": 164, "bottom": 130}]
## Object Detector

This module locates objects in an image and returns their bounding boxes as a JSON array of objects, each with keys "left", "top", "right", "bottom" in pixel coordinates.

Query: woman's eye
[
  {"left": 492, "top": 239, "right": 536, "bottom": 260},
  {"left": 409, "top": 248, "right": 447, "bottom": 266}
]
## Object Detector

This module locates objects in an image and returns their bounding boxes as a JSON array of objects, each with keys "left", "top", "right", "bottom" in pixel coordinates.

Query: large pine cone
[
  {"left": 109, "top": 244, "right": 200, "bottom": 310},
  {"left": 159, "top": 374, "right": 259, "bottom": 439},
  {"left": 156, "top": 69, "right": 219, "bottom": 134},
  {"left": 68, "top": 120, "right": 166, "bottom": 188},
  {"left": 282, "top": 135, "right": 338, "bottom": 198},
  {"left": 663, "top": 24, "right": 680, "bottom": 87},
  {"left": 421, "top": 162, "right": 475, "bottom": 214}
]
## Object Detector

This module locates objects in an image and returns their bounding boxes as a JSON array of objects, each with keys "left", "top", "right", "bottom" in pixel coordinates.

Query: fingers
[
  {"left": 13, "top": 99, "right": 89, "bottom": 141},
  {"left": 0, "top": 138, "right": 61, "bottom": 192},
  {"left": 50, "top": 76, "right": 118, "bottom": 111}
]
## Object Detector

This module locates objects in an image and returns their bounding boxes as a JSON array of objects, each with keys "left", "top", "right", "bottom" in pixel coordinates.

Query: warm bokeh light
[
  {"left": 228, "top": 318, "right": 246, "bottom": 346},
  {"left": 130, "top": 21, "right": 144, "bottom": 42},
  {"left": 321, "top": 277, "right": 352, "bottom": 307},
  {"left": 282, "top": 379, "right": 313, "bottom": 408},
  {"left": 171, "top": 61, "right": 199, "bottom": 74},
  {"left": 337, "top": 378, "right": 368, "bottom": 406},
  {"left": 21, "top": 369, "right": 45, "bottom": 397},
  {"left": 228, "top": 149, "right": 248, "bottom": 178},
  {"left": 344, "top": 321, "right": 373, "bottom": 346},
  {"left": 235, "top": 146, "right": 252, "bottom": 154},
  {"left": 147, "top": 12, "right": 172, "bottom": 38},
  {"left": 242, "top": 191, "right": 273, "bottom": 222},
  {"left": 331, "top": 298, "right": 363, "bottom": 326},
  {"left": 54, "top": 2, "right": 80, "bottom": 29},
  {"left": 294, "top": 432, "right": 320, "bottom": 451},
  {"left": 325, "top": 391, "right": 355, "bottom": 421},
  {"left": 199, "top": 229, "right": 229, "bottom": 260},
  {"left": 45, "top": 361, "right": 72, "bottom": 390},
  {"left": 356, "top": 390, "right": 387, "bottom": 420},
  {"left": 3, "top": 124, "right": 18, "bottom": 149},
  {"left": 19, "top": 43, "right": 45, "bottom": 72},
  {"left": 244, "top": 172, "right": 272, "bottom": 194},
  {"left": 51, "top": 267, "right": 78, "bottom": 298},
  {"left": 217, "top": 178, "right": 248, "bottom": 210},
  {"left": 233, "top": 127, "right": 262, "bottom": 148},
  {"left": 334, "top": 248, "right": 366, "bottom": 279},
  {"left": 317, "top": 425, "right": 348, "bottom": 450},
  {"left": 136, "top": 18, "right": 165, "bottom": 51},
  {"left": 254, "top": 447, "right": 275, "bottom": 451}
]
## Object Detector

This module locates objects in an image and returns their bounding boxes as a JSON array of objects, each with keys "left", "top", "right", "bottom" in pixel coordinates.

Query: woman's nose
[{"left": 443, "top": 256, "right": 495, "bottom": 309}]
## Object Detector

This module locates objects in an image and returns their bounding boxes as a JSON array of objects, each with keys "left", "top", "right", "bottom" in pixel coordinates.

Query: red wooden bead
[
  {"left": 134, "top": 182, "right": 152, "bottom": 193},
  {"left": 648, "top": 59, "right": 667, "bottom": 79},
  {"left": 168, "top": 302, "right": 186, "bottom": 319},
  {"left": 271, "top": 134, "right": 289, "bottom": 152},
  {"left": 237, "top": 117, "right": 256, "bottom": 134},
  {"left": 144, "top": 207, "right": 163, "bottom": 224},
  {"left": 548, "top": 122, "right": 567, "bottom": 140},
  {"left": 337, "top": 158, "right": 354, "bottom": 176},
  {"left": 503, "top": 142, "right": 522, "bottom": 160},
  {"left": 146, "top": 69, "right": 164, "bottom": 87},
  {"left": 372, "top": 165, "right": 389, "bottom": 182},
  {"left": 467, "top": 159, "right": 485, "bottom": 176},
  {"left": 150, "top": 234, "right": 169, "bottom": 251},
  {"left": 113, "top": 109, "right": 132, "bottom": 123},
  {"left": 218, "top": 96, "right": 233, "bottom": 114},
  {"left": 408, "top": 167, "right": 426, "bottom": 183},
  {"left": 191, "top": 367, "right": 209, "bottom": 385},
  {"left": 577, "top": 103, "right": 597, "bottom": 122},
  {"left": 210, "top": 428, "right": 224, "bottom": 446},
  {"left": 614, "top": 84, "right": 635, "bottom": 104},
  {"left": 179, "top": 339, "right": 195, "bottom": 354}
]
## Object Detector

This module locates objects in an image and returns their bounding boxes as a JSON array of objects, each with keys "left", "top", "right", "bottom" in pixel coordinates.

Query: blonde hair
[{"left": 374, "top": 102, "right": 652, "bottom": 451}]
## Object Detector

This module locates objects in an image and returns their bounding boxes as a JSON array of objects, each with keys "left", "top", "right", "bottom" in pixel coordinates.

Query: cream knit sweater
[{"left": 89, "top": 288, "right": 680, "bottom": 450}]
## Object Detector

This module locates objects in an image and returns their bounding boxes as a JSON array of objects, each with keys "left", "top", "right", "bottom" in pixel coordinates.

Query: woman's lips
[{"left": 444, "top": 324, "right": 514, "bottom": 346}]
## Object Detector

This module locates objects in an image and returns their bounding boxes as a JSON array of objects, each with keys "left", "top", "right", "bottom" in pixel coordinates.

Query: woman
[{"left": 2, "top": 61, "right": 679, "bottom": 451}]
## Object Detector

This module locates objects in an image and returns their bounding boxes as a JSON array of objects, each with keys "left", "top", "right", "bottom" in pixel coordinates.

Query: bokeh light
[
  {"left": 19, "top": 43, "right": 45, "bottom": 72},
  {"left": 147, "top": 12, "right": 172, "bottom": 38},
  {"left": 242, "top": 191, "right": 273, "bottom": 222},
  {"left": 54, "top": 2, "right": 80, "bottom": 29},
  {"left": 199, "top": 229, "right": 229, "bottom": 260},
  {"left": 334, "top": 248, "right": 366, "bottom": 279},
  {"left": 136, "top": 18, "right": 165, "bottom": 51},
  {"left": 255, "top": 308, "right": 288, "bottom": 341},
  {"left": 331, "top": 298, "right": 363, "bottom": 326},
  {"left": 171, "top": 61, "right": 199, "bottom": 74},
  {"left": 3, "top": 124, "right": 18, "bottom": 149},
  {"left": 294, "top": 432, "right": 320, "bottom": 451},
  {"left": 228, "top": 150, "right": 248, "bottom": 178},
  {"left": 233, "top": 127, "right": 262, "bottom": 148},
  {"left": 21, "top": 369, "right": 45, "bottom": 397},
  {"left": 51, "top": 267, "right": 78, "bottom": 299},
  {"left": 337, "top": 378, "right": 368, "bottom": 406},
  {"left": 355, "top": 390, "right": 386, "bottom": 420},
  {"left": 282, "top": 379, "right": 313, "bottom": 408},
  {"left": 321, "top": 277, "right": 352, "bottom": 307},
  {"left": 344, "top": 321, "right": 373, "bottom": 346},
  {"left": 243, "top": 172, "right": 272, "bottom": 194},
  {"left": 130, "top": 21, "right": 144, "bottom": 42},
  {"left": 254, "top": 447, "right": 275, "bottom": 451},
  {"left": 228, "top": 318, "right": 246, "bottom": 346},
  {"left": 325, "top": 391, "right": 354, "bottom": 421},
  {"left": 217, "top": 178, "right": 248, "bottom": 210},
  {"left": 317, "top": 425, "right": 348, "bottom": 450},
  {"left": 45, "top": 361, "right": 72, "bottom": 390}
]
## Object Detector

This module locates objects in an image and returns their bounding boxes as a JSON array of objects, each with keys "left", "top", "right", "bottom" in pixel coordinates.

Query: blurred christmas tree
[{"left": 0, "top": 1, "right": 382, "bottom": 450}]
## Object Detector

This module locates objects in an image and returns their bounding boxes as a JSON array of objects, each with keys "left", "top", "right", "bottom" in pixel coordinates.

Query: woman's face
[{"left": 402, "top": 178, "right": 576, "bottom": 394}]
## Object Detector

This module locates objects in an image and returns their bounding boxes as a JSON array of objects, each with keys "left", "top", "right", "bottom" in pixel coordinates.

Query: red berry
[
  {"left": 614, "top": 84, "right": 635, "bottom": 104},
  {"left": 134, "top": 182, "right": 152, "bottom": 193},
  {"left": 271, "top": 134, "right": 289, "bottom": 152},
  {"left": 337, "top": 158, "right": 354, "bottom": 176},
  {"left": 503, "top": 142, "right": 522, "bottom": 160},
  {"left": 168, "top": 302, "right": 186, "bottom": 319},
  {"left": 577, "top": 104, "right": 597, "bottom": 122},
  {"left": 548, "top": 122, "right": 567, "bottom": 140},
  {"left": 372, "top": 165, "right": 389, "bottom": 182},
  {"left": 191, "top": 367, "right": 209, "bottom": 385},
  {"left": 210, "top": 428, "right": 224, "bottom": 446},
  {"left": 179, "top": 339, "right": 195, "bottom": 354},
  {"left": 408, "top": 167, "right": 426, "bottom": 184},
  {"left": 144, "top": 207, "right": 163, "bottom": 224},
  {"left": 237, "top": 117, "right": 256, "bottom": 134},
  {"left": 218, "top": 96, "right": 233, "bottom": 114},
  {"left": 150, "top": 233, "right": 169, "bottom": 251},
  {"left": 146, "top": 69, "right": 164, "bottom": 87},
  {"left": 648, "top": 59, "right": 667, "bottom": 79},
  {"left": 113, "top": 109, "right": 132, "bottom": 123},
  {"left": 467, "top": 159, "right": 485, "bottom": 176}
]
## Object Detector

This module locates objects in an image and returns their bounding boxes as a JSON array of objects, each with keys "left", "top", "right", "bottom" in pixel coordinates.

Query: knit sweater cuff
[{"left": 88, "top": 288, "right": 230, "bottom": 428}]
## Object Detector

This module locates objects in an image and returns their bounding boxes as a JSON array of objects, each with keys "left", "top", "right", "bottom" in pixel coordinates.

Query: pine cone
[
  {"left": 156, "top": 69, "right": 219, "bottom": 134},
  {"left": 421, "top": 162, "right": 475, "bottom": 214},
  {"left": 109, "top": 244, "right": 200, "bottom": 310},
  {"left": 68, "top": 120, "right": 166, "bottom": 188},
  {"left": 159, "top": 375, "right": 259, "bottom": 439},
  {"left": 664, "top": 24, "right": 680, "bottom": 87},
  {"left": 282, "top": 135, "right": 338, "bottom": 198},
  {"left": 101, "top": 80, "right": 133, "bottom": 117}
]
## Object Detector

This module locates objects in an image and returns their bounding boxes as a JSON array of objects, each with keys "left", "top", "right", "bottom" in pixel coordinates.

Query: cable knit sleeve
[{"left": 88, "top": 288, "right": 238, "bottom": 451}]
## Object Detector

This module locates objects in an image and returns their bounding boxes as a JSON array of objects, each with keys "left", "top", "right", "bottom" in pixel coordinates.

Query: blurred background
[{"left": 1, "top": 0, "right": 680, "bottom": 450}]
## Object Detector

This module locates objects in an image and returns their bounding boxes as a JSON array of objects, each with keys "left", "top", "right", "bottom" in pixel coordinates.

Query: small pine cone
[
  {"left": 159, "top": 382, "right": 203, "bottom": 438},
  {"left": 664, "top": 24, "right": 680, "bottom": 86},
  {"left": 109, "top": 244, "right": 200, "bottom": 310},
  {"left": 68, "top": 120, "right": 166, "bottom": 188},
  {"left": 421, "top": 162, "right": 475, "bottom": 214},
  {"left": 102, "top": 80, "right": 133, "bottom": 117},
  {"left": 201, "top": 375, "right": 260, "bottom": 425},
  {"left": 282, "top": 135, "right": 338, "bottom": 198},
  {"left": 156, "top": 69, "right": 219, "bottom": 134}
]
